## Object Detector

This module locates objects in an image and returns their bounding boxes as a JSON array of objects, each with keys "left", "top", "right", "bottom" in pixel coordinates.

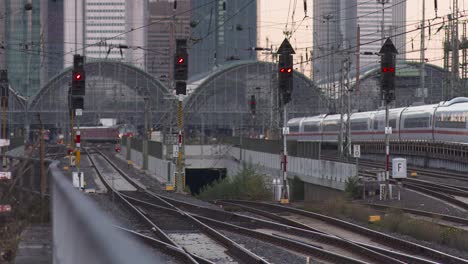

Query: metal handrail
[{"left": 49, "top": 161, "right": 160, "bottom": 264}]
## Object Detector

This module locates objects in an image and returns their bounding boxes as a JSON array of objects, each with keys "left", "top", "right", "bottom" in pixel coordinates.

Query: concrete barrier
[{"left": 122, "top": 143, "right": 355, "bottom": 191}]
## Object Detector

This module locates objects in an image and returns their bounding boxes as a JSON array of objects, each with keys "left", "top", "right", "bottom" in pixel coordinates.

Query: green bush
[
  {"left": 197, "top": 165, "right": 271, "bottom": 201},
  {"left": 344, "top": 176, "right": 361, "bottom": 199}
]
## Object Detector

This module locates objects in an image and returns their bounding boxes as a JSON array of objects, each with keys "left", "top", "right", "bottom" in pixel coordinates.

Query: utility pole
[
  {"left": 323, "top": 14, "right": 333, "bottom": 112},
  {"left": 173, "top": 39, "right": 188, "bottom": 193},
  {"left": 420, "top": 0, "right": 426, "bottom": 103},
  {"left": 452, "top": 0, "right": 460, "bottom": 97},
  {"left": 277, "top": 38, "right": 295, "bottom": 204},
  {"left": 37, "top": 113, "right": 46, "bottom": 220},
  {"left": 377, "top": 0, "right": 389, "bottom": 45},
  {"left": 339, "top": 59, "right": 346, "bottom": 159},
  {"left": 0, "top": 70, "right": 8, "bottom": 169},
  {"left": 345, "top": 58, "right": 352, "bottom": 158},
  {"left": 143, "top": 97, "right": 149, "bottom": 170},
  {"left": 379, "top": 38, "right": 398, "bottom": 200}
]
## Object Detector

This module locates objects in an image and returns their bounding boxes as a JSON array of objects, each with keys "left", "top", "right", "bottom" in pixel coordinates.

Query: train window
[
  {"left": 323, "top": 124, "right": 339, "bottom": 131},
  {"left": 373, "top": 120, "right": 379, "bottom": 130},
  {"left": 288, "top": 125, "right": 299, "bottom": 132},
  {"left": 304, "top": 124, "right": 319, "bottom": 132},
  {"left": 403, "top": 117, "right": 430, "bottom": 128},
  {"left": 435, "top": 112, "right": 468, "bottom": 128},
  {"left": 351, "top": 121, "right": 368, "bottom": 131},
  {"left": 435, "top": 121, "right": 466, "bottom": 128},
  {"left": 389, "top": 119, "right": 397, "bottom": 129}
]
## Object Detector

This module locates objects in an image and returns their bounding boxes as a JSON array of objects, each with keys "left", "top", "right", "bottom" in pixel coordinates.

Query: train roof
[{"left": 287, "top": 117, "right": 304, "bottom": 126}]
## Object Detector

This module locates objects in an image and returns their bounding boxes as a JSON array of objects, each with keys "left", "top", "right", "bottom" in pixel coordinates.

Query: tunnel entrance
[{"left": 185, "top": 168, "right": 227, "bottom": 195}]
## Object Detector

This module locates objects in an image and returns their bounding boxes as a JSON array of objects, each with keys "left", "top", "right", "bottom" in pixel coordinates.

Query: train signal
[
  {"left": 175, "top": 81, "right": 186, "bottom": 95},
  {"left": 73, "top": 72, "right": 83, "bottom": 81},
  {"left": 277, "top": 38, "right": 295, "bottom": 105},
  {"left": 0, "top": 204, "right": 11, "bottom": 213},
  {"left": 0, "top": 70, "right": 8, "bottom": 98},
  {"left": 278, "top": 54, "right": 293, "bottom": 104},
  {"left": 71, "top": 54, "right": 85, "bottom": 97},
  {"left": 174, "top": 39, "right": 188, "bottom": 81},
  {"left": 379, "top": 38, "right": 398, "bottom": 103},
  {"left": 70, "top": 54, "right": 85, "bottom": 112},
  {"left": 250, "top": 95, "right": 256, "bottom": 115}
]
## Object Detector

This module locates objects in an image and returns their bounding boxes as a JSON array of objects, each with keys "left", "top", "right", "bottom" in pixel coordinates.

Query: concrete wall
[
  {"left": 230, "top": 147, "right": 356, "bottom": 191},
  {"left": 121, "top": 144, "right": 355, "bottom": 191},
  {"left": 304, "top": 182, "right": 346, "bottom": 202},
  {"left": 119, "top": 146, "right": 174, "bottom": 183},
  {"left": 363, "top": 154, "right": 468, "bottom": 173}
]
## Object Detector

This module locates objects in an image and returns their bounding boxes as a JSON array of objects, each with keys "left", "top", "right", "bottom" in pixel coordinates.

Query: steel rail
[
  {"left": 221, "top": 200, "right": 468, "bottom": 264},
  {"left": 90, "top": 148, "right": 269, "bottom": 264},
  {"left": 364, "top": 203, "right": 468, "bottom": 226},
  {"left": 114, "top": 226, "right": 214, "bottom": 264},
  {"left": 150, "top": 193, "right": 418, "bottom": 264}
]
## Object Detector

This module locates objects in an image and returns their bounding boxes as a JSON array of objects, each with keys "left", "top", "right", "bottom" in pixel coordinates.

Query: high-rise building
[
  {"left": 64, "top": 0, "right": 146, "bottom": 69},
  {"left": 85, "top": 0, "right": 127, "bottom": 61},
  {"left": 357, "top": 0, "right": 406, "bottom": 70},
  {"left": 5, "top": 0, "right": 41, "bottom": 96},
  {"left": 0, "top": 1, "right": 5, "bottom": 70},
  {"left": 312, "top": 0, "right": 357, "bottom": 98},
  {"left": 147, "top": 0, "right": 191, "bottom": 85},
  {"left": 42, "top": 0, "right": 65, "bottom": 87},
  {"left": 64, "top": 0, "right": 85, "bottom": 68},
  {"left": 189, "top": 0, "right": 258, "bottom": 77}
]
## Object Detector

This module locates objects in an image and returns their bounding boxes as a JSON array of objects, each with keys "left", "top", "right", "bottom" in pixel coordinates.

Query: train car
[
  {"left": 286, "top": 97, "right": 468, "bottom": 144},
  {"left": 118, "top": 124, "right": 136, "bottom": 138},
  {"left": 400, "top": 104, "right": 437, "bottom": 141},
  {"left": 301, "top": 115, "right": 324, "bottom": 141},
  {"left": 371, "top": 107, "right": 405, "bottom": 141},
  {"left": 433, "top": 98, "right": 468, "bottom": 142},
  {"left": 321, "top": 114, "right": 345, "bottom": 142},
  {"left": 286, "top": 117, "right": 305, "bottom": 140},
  {"left": 349, "top": 111, "right": 372, "bottom": 141},
  {"left": 76, "top": 126, "right": 119, "bottom": 142}
]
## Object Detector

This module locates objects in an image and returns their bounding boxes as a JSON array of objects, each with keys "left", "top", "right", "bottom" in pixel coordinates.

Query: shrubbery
[{"left": 197, "top": 165, "right": 271, "bottom": 201}]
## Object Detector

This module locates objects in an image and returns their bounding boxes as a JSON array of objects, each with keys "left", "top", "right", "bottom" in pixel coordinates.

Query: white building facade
[
  {"left": 64, "top": 0, "right": 146, "bottom": 69},
  {"left": 357, "top": 0, "right": 406, "bottom": 71}
]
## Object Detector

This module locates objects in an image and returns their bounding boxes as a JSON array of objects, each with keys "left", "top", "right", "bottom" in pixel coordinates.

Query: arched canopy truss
[
  {"left": 28, "top": 60, "right": 175, "bottom": 132},
  {"left": 183, "top": 61, "right": 325, "bottom": 137}
]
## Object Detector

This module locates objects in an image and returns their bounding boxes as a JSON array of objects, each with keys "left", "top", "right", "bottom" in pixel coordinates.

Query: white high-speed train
[{"left": 286, "top": 97, "right": 468, "bottom": 143}]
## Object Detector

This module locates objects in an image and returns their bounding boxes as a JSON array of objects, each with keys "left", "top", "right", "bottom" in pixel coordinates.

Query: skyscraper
[
  {"left": 312, "top": 0, "right": 357, "bottom": 98},
  {"left": 42, "top": 0, "right": 64, "bottom": 87},
  {"left": 0, "top": 1, "right": 5, "bottom": 70},
  {"left": 357, "top": 0, "right": 406, "bottom": 70},
  {"left": 85, "top": 0, "right": 127, "bottom": 61},
  {"left": 5, "top": 0, "right": 41, "bottom": 96},
  {"left": 147, "top": 0, "right": 191, "bottom": 85},
  {"left": 64, "top": 0, "right": 146, "bottom": 69},
  {"left": 189, "top": 0, "right": 258, "bottom": 77}
]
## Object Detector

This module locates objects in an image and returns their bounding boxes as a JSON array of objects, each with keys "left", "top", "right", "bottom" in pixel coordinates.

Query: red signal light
[
  {"left": 287, "top": 68, "right": 292, "bottom": 73},
  {"left": 382, "top": 67, "right": 387, "bottom": 73},
  {"left": 280, "top": 68, "right": 285, "bottom": 73},
  {"left": 74, "top": 73, "right": 82, "bottom": 81},
  {"left": 382, "top": 67, "right": 395, "bottom": 73},
  {"left": 389, "top": 67, "right": 394, "bottom": 72},
  {"left": 177, "top": 58, "right": 185, "bottom": 64}
]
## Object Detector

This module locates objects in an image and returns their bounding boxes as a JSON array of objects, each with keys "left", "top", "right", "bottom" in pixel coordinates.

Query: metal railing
[{"left": 49, "top": 161, "right": 160, "bottom": 264}]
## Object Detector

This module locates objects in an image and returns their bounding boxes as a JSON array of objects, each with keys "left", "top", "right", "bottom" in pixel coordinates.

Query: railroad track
[
  {"left": 334, "top": 155, "right": 468, "bottom": 184},
  {"left": 336, "top": 157, "right": 468, "bottom": 210},
  {"left": 86, "top": 148, "right": 266, "bottom": 264},
  {"left": 214, "top": 200, "right": 468, "bottom": 264},
  {"left": 92, "top": 148, "right": 408, "bottom": 264},
  {"left": 364, "top": 203, "right": 468, "bottom": 227},
  {"left": 89, "top": 148, "right": 467, "bottom": 263}
]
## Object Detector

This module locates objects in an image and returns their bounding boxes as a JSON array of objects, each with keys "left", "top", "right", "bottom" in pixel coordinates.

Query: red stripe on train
[{"left": 288, "top": 130, "right": 468, "bottom": 137}]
